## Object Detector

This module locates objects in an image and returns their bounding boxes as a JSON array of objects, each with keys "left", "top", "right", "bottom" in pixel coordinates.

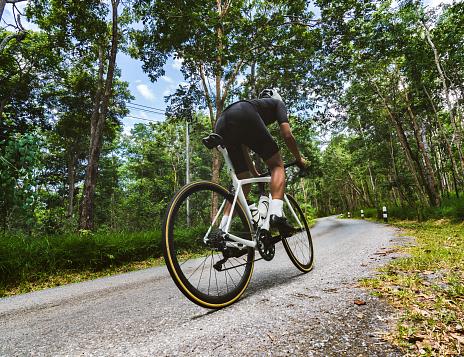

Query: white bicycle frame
[{"left": 203, "top": 145, "right": 304, "bottom": 250}]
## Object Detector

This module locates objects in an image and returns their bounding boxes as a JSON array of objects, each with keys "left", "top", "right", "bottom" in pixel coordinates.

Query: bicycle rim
[
  {"left": 282, "top": 194, "right": 314, "bottom": 272},
  {"left": 162, "top": 181, "right": 255, "bottom": 309}
]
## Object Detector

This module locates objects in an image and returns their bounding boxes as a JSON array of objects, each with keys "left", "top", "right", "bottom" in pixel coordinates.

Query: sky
[{"left": 1, "top": 0, "right": 455, "bottom": 134}]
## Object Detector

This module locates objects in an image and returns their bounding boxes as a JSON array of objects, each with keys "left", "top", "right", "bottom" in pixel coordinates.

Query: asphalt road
[{"left": 0, "top": 217, "right": 407, "bottom": 356}]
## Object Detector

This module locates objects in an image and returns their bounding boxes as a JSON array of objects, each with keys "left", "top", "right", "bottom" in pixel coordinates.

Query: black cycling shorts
[{"left": 214, "top": 101, "right": 279, "bottom": 174}]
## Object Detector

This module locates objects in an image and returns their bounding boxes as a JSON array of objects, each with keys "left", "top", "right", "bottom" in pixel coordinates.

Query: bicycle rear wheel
[
  {"left": 282, "top": 194, "right": 314, "bottom": 272},
  {"left": 162, "top": 181, "right": 255, "bottom": 309}
]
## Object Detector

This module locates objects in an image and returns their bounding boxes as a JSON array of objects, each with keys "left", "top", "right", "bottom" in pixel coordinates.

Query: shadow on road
[{"left": 189, "top": 264, "right": 306, "bottom": 320}]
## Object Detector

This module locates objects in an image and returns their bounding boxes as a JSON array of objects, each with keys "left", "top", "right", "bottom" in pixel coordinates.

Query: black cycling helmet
[{"left": 259, "top": 88, "right": 283, "bottom": 102}]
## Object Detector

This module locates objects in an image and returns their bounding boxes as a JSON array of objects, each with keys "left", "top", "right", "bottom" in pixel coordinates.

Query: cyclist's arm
[
  {"left": 279, "top": 123, "right": 302, "bottom": 162},
  {"left": 242, "top": 145, "right": 260, "bottom": 177}
]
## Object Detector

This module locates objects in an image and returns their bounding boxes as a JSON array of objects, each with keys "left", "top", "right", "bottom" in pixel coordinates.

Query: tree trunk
[
  {"left": 67, "top": 153, "right": 76, "bottom": 218},
  {"left": 0, "top": 0, "right": 5, "bottom": 21},
  {"left": 423, "top": 85, "right": 461, "bottom": 197},
  {"left": 421, "top": 17, "right": 464, "bottom": 170},
  {"left": 79, "top": 0, "right": 119, "bottom": 230},
  {"left": 372, "top": 81, "right": 427, "bottom": 204},
  {"left": 357, "top": 118, "right": 377, "bottom": 207},
  {"left": 404, "top": 92, "right": 440, "bottom": 206}
]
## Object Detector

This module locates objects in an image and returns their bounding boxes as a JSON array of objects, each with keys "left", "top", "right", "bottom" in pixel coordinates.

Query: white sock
[
  {"left": 269, "top": 199, "right": 284, "bottom": 217},
  {"left": 219, "top": 215, "right": 229, "bottom": 230}
]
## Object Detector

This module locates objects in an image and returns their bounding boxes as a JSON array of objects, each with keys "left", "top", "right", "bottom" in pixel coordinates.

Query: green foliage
[
  {"left": 346, "top": 197, "right": 464, "bottom": 222},
  {"left": 0, "top": 226, "right": 205, "bottom": 295},
  {"left": 0, "top": 132, "right": 42, "bottom": 230}
]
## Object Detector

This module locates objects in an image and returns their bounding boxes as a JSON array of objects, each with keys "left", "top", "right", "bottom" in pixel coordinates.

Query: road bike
[{"left": 162, "top": 133, "right": 314, "bottom": 309}]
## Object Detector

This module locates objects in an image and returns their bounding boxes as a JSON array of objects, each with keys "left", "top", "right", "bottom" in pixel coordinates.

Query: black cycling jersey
[
  {"left": 215, "top": 99, "right": 289, "bottom": 174},
  {"left": 223, "top": 98, "right": 288, "bottom": 126},
  {"left": 244, "top": 98, "right": 288, "bottom": 126}
]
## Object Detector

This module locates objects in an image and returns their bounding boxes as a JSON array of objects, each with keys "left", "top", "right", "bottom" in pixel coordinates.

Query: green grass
[
  {"left": 361, "top": 220, "right": 464, "bottom": 355},
  {"left": 0, "top": 209, "right": 315, "bottom": 297},
  {"left": 0, "top": 227, "right": 205, "bottom": 297}
]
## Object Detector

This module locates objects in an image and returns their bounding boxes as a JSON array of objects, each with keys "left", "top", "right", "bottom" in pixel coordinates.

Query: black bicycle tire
[
  {"left": 282, "top": 194, "right": 314, "bottom": 272},
  {"left": 162, "top": 181, "right": 255, "bottom": 309}
]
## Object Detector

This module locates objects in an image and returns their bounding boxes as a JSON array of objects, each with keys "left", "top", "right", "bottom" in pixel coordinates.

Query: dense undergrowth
[
  {"left": 0, "top": 227, "right": 204, "bottom": 297},
  {"left": 341, "top": 197, "right": 464, "bottom": 222}
]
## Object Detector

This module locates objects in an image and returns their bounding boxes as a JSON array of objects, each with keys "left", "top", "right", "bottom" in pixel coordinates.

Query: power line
[
  {"left": 125, "top": 114, "right": 162, "bottom": 122},
  {"left": 127, "top": 102, "right": 166, "bottom": 113},
  {"left": 126, "top": 105, "right": 165, "bottom": 116}
]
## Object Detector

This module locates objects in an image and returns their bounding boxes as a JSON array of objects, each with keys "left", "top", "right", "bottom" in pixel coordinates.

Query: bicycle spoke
[
  {"left": 164, "top": 181, "right": 254, "bottom": 307},
  {"left": 208, "top": 251, "right": 213, "bottom": 295},
  {"left": 196, "top": 254, "right": 209, "bottom": 290},
  {"left": 187, "top": 254, "right": 210, "bottom": 281}
]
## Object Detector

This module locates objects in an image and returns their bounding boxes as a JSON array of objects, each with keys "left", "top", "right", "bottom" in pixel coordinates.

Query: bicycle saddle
[{"left": 202, "top": 133, "right": 224, "bottom": 149}]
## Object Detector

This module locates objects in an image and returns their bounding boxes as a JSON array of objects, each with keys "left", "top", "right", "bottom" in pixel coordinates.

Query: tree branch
[
  {"left": 221, "top": 58, "right": 244, "bottom": 107},
  {"left": 198, "top": 63, "right": 215, "bottom": 127}
]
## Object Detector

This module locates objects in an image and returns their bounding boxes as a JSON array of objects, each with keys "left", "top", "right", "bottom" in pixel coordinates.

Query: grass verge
[
  {"left": 1, "top": 256, "right": 165, "bottom": 297},
  {"left": 361, "top": 219, "right": 464, "bottom": 356},
  {"left": 1, "top": 216, "right": 315, "bottom": 298},
  {"left": 0, "top": 227, "right": 205, "bottom": 297}
]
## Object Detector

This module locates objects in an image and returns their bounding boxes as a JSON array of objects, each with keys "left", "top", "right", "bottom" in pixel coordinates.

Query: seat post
[{"left": 218, "top": 146, "right": 236, "bottom": 179}]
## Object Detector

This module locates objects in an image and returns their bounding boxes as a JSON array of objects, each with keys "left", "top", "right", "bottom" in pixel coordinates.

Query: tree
[
  {"left": 29, "top": 0, "right": 129, "bottom": 230},
  {"left": 130, "top": 0, "right": 318, "bottom": 182}
]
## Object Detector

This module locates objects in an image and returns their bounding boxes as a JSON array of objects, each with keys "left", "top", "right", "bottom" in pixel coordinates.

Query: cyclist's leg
[
  {"left": 264, "top": 151, "right": 285, "bottom": 200},
  {"left": 242, "top": 113, "right": 286, "bottom": 217},
  {"left": 244, "top": 120, "right": 292, "bottom": 230}
]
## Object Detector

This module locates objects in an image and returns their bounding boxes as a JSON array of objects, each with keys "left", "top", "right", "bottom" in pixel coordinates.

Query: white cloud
[
  {"left": 136, "top": 84, "right": 156, "bottom": 102},
  {"left": 138, "top": 111, "right": 149, "bottom": 119},
  {"left": 161, "top": 75, "right": 174, "bottom": 83},
  {"left": 163, "top": 89, "right": 172, "bottom": 97},
  {"left": 172, "top": 57, "right": 184, "bottom": 70},
  {"left": 135, "top": 79, "right": 142, "bottom": 84}
]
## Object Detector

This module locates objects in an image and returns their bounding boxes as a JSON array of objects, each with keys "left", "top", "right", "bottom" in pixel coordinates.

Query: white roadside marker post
[
  {"left": 361, "top": 209, "right": 364, "bottom": 219},
  {"left": 348, "top": 211, "right": 351, "bottom": 218},
  {"left": 383, "top": 206, "right": 388, "bottom": 223}
]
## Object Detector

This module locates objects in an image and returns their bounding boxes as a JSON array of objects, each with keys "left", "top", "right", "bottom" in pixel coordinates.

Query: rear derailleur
[{"left": 205, "top": 229, "right": 248, "bottom": 271}]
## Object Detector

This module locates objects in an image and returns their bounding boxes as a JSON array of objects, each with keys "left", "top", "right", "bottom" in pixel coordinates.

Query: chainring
[{"left": 257, "top": 229, "right": 275, "bottom": 261}]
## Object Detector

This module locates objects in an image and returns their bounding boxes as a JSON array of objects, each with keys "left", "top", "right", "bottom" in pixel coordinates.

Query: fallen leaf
[
  {"left": 411, "top": 306, "right": 431, "bottom": 317},
  {"left": 451, "top": 333, "right": 464, "bottom": 344},
  {"left": 408, "top": 334, "right": 426, "bottom": 342},
  {"left": 354, "top": 299, "right": 366, "bottom": 306}
]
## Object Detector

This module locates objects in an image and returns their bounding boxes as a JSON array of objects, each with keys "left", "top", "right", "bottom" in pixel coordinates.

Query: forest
[{"left": 1, "top": 0, "right": 463, "bottom": 282}]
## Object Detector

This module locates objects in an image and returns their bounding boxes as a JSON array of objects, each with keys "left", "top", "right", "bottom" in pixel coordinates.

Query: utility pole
[{"left": 186, "top": 116, "right": 191, "bottom": 226}]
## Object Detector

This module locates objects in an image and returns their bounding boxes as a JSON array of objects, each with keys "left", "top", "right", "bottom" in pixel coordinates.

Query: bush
[
  {"left": 342, "top": 197, "right": 464, "bottom": 222},
  {"left": 0, "top": 227, "right": 204, "bottom": 292}
]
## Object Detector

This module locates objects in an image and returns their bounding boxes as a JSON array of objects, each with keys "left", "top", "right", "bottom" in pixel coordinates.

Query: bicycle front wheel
[
  {"left": 162, "top": 181, "right": 255, "bottom": 309},
  {"left": 282, "top": 194, "right": 314, "bottom": 272}
]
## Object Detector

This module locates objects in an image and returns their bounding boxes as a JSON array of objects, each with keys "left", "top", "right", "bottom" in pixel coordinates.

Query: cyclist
[{"left": 214, "top": 88, "right": 308, "bottom": 234}]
